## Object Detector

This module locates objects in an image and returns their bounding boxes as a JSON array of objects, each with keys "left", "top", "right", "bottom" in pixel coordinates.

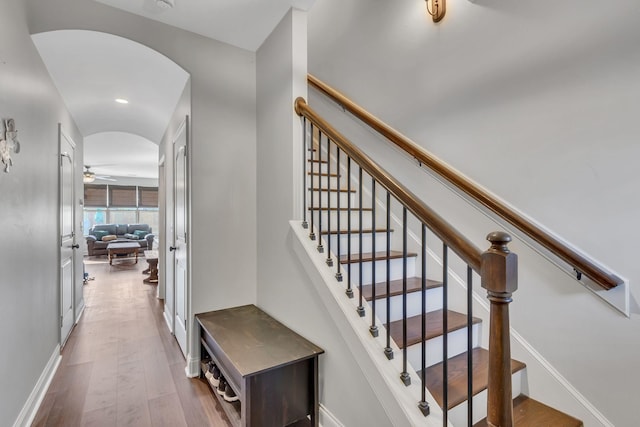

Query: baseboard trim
[
  {"left": 319, "top": 404, "right": 344, "bottom": 427},
  {"left": 429, "top": 246, "right": 616, "bottom": 427},
  {"left": 13, "top": 345, "right": 61, "bottom": 427},
  {"left": 163, "top": 308, "right": 173, "bottom": 334},
  {"left": 75, "top": 301, "right": 85, "bottom": 325},
  {"left": 510, "top": 329, "right": 616, "bottom": 427},
  {"left": 185, "top": 354, "right": 200, "bottom": 378}
]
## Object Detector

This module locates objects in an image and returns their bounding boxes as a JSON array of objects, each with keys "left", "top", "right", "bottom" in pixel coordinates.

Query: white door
[
  {"left": 172, "top": 117, "right": 189, "bottom": 357},
  {"left": 59, "top": 127, "right": 76, "bottom": 347}
]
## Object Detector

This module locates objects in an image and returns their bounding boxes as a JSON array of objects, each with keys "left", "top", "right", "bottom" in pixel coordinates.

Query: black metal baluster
[
  {"left": 443, "top": 243, "right": 449, "bottom": 425},
  {"left": 302, "top": 117, "right": 308, "bottom": 229},
  {"left": 356, "top": 166, "right": 365, "bottom": 317},
  {"left": 316, "top": 131, "right": 324, "bottom": 253},
  {"left": 400, "top": 207, "right": 410, "bottom": 386},
  {"left": 346, "top": 157, "right": 353, "bottom": 298},
  {"left": 309, "top": 123, "right": 315, "bottom": 241},
  {"left": 335, "top": 148, "right": 343, "bottom": 281},
  {"left": 467, "top": 265, "right": 473, "bottom": 426},
  {"left": 370, "top": 179, "right": 378, "bottom": 337},
  {"left": 384, "top": 191, "right": 393, "bottom": 360},
  {"left": 326, "top": 137, "right": 333, "bottom": 266},
  {"left": 419, "top": 223, "right": 430, "bottom": 416}
]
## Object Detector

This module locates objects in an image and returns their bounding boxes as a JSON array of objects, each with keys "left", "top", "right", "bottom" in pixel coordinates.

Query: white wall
[
  {"left": 26, "top": 0, "right": 259, "bottom": 363},
  {"left": 307, "top": 0, "right": 640, "bottom": 425},
  {"left": 256, "top": 9, "right": 393, "bottom": 426},
  {"left": 0, "top": 0, "right": 83, "bottom": 424}
]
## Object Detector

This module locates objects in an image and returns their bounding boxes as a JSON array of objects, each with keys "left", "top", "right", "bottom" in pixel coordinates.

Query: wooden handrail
[
  {"left": 295, "top": 97, "right": 483, "bottom": 273},
  {"left": 307, "top": 74, "right": 622, "bottom": 291}
]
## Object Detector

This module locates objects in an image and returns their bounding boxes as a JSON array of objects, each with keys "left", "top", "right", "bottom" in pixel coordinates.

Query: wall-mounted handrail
[
  {"left": 307, "top": 74, "right": 622, "bottom": 291},
  {"left": 295, "top": 97, "right": 483, "bottom": 273}
]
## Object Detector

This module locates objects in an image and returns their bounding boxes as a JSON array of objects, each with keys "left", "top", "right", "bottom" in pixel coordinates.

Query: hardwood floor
[{"left": 32, "top": 257, "right": 231, "bottom": 427}]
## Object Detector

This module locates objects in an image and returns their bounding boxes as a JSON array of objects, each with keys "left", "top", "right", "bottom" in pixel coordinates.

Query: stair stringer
[
  {"left": 413, "top": 235, "right": 614, "bottom": 427},
  {"left": 290, "top": 220, "right": 451, "bottom": 427}
]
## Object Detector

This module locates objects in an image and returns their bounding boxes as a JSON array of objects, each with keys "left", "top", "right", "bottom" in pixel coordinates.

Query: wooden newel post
[{"left": 481, "top": 231, "right": 518, "bottom": 427}]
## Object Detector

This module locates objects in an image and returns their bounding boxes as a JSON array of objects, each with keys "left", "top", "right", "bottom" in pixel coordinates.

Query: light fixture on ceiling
[
  {"left": 156, "top": 0, "right": 174, "bottom": 9},
  {"left": 425, "top": 0, "right": 446, "bottom": 23},
  {"left": 115, "top": 98, "right": 129, "bottom": 104},
  {"left": 83, "top": 165, "right": 96, "bottom": 183}
]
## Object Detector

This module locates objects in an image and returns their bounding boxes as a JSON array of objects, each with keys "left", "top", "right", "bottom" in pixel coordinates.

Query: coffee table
[{"left": 107, "top": 242, "right": 140, "bottom": 265}]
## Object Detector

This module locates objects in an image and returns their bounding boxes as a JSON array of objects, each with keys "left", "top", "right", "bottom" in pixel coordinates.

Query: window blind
[
  {"left": 84, "top": 184, "right": 108, "bottom": 207},
  {"left": 139, "top": 187, "right": 159, "bottom": 207},
  {"left": 109, "top": 185, "right": 137, "bottom": 207}
]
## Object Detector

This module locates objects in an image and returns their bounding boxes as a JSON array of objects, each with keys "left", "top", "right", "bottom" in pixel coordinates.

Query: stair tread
[
  {"left": 388, "top": 309, "right": 481, "bottom": 348},
  {"left": 421, "top": 347, "right": 526, "bottom": 410},
  {"left": 308, "top": 159, "right": 328, "bottom": 163},
  {"left": 473, "top": 394, "right": 583, "bottom": 427},
  {"left": 339, "top": 250, "right": 417, "bottom": 264},
  {"left": 308, "top": 207, "right": 372, "bottom": 211},
  {"left": 307, "top": 172, "right": 340, "bottom": 177},
  {"left": 362, "top": 277, "right": 441, "bottom": 301},
  {"left": 320, "top": 228, "right": 392, "bottom": 235},
  {"left": 308, "top": 187, "right": 356, "bottom": 193}
]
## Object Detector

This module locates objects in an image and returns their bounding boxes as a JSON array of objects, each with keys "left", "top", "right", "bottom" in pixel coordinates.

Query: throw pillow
[
  {"left": 93, "top": 230, "right": 109, "bottom": 241},
  {"left": 133, "top": 230, "right": 148, "bottom": 239},
  {"left": 102, "top": 235, "right": 117, "bottom": 242},
  {"left": 123, "top": 233, "right": 140, "bottom": 240}
]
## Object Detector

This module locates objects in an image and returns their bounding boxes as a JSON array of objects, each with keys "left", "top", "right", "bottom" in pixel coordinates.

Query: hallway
[{"left": 33, "top": 257, "right": 231, "bottom": 427}]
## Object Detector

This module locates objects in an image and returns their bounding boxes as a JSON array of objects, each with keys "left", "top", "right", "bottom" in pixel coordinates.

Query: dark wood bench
[{"left": 196, "top": 305, "right": 324, "bottom": 427}]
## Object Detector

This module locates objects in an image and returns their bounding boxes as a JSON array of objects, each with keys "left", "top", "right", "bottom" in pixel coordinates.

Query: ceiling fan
[{"left": 83, "top": 165, "right": 117, "bottom": 183}]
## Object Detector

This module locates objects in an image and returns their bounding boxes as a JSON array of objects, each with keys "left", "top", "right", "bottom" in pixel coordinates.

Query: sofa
[{"left": 86, "top": 223, "right": 154, "bottom": 256}]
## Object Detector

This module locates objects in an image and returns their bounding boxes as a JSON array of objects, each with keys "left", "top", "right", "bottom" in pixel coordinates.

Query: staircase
[{"left": 300, "top": 117, "right": 584, "bottom": 426}]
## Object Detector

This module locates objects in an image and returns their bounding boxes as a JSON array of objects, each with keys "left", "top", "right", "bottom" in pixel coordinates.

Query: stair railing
[
  {"left": 296, "top": 97, "right": 517, "bottom": 426},
  {"left": 307, "top": 74, "right": 622, "bottom": 292}
]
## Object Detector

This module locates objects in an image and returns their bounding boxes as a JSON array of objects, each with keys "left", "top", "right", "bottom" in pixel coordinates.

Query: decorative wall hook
[{"left": 1, "top": 118, "right": 20, "bottom": 173}]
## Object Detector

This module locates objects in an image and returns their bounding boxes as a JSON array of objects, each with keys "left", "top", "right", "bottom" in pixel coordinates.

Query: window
[
  {"left": 84, "top": 185, "right": 108, "bottom": 207},
  {"left": 82, "top": 184, "right": 159, "bottom": 235},
  {"left": 139, "top": 187, "right": 158, "bottom": 208},
  {"left": 109, "top": 186, "right": 137, "bottom": 207}
]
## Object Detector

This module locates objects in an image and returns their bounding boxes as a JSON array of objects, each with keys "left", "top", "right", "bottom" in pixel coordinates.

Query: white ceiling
[
  {"left": 84, "top": 132, "right": 159, "bottom": 180},
  {"left": 31, "top": 1, "right": 315, "bottom": 182},
  {"left": 93, "top": 0, "right": 315, "bottom": 52},
  {"left": 32, "top": 30, "right": 189, "bottom": 144}
]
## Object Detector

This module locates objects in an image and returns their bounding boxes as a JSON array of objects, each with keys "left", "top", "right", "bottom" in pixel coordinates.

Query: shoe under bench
[{"left": 196, "top": 304, "right": 324, "bottom": 427}]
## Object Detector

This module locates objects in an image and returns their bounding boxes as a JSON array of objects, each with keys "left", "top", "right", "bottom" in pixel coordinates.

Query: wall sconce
[
  {"left": 0, "top": 119, "right": 20, "bottom": 173},
  {"left": 426, "top": 0, "right": 446, "bottom": 23}
]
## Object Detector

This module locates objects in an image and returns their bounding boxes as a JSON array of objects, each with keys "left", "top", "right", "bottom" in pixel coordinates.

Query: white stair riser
[
  {"left": 311, "top": 210, "right": 375, "bottom": 230},
  {"left": 447, "top": 369, "right": 524, "bottom": 426},
  {"left": 308, "top": 162, "right": 329, "bottom": 174},
  {"left": 370, "top": 287, "right": 443, "bottom": 323},
  {"left": 327, "top": 231, "right": 390, "bottom": 256},
  {"left": 406, "top": 323, "right": 481, "bottom": 369},
  {"left": 309, "top": 175, "right": 341, "bottom": 188},
  {"left": 344, "top": 257, "right": 416, "bottom": 286},
  {"left": 308, "top": 190, "right": 355, "bottom": 208}
]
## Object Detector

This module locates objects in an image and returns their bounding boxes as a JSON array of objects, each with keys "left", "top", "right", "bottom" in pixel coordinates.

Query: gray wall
[
  {"left": 307, "top": 0, "right": 640, "bottom": 425},
  {"left": 0, "top": 0, "right": 83, "bottom": 424},
  {"left": 27, "top": 0, "right": 259, "bottom": 364},
  {"left": 256, "top": 9, "right": 393, "bottom": 426}
]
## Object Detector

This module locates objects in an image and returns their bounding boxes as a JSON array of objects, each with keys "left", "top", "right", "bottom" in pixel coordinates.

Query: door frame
[
  {"left": 58, "top": 124, "right": 78, "bottom": 348},
  {"left": 172, "top": 116, "right": 190, "bottom": 359}
]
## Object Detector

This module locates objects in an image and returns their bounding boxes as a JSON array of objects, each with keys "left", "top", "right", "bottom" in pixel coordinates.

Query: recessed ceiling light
[
  {"left": 156, "top": 0, "right": 174, "bottom": 9},
  {"left": 115, "top": 98, "right": 129, "bottom": 104}
]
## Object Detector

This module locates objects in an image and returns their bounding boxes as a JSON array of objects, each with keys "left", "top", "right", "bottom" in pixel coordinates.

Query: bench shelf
[{"left": 196, "top": 304, "right": 324, "bottom": 427}]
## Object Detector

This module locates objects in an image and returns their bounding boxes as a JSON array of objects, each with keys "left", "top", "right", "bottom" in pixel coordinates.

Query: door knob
[
  {"left": 72, "top": 244, "right": 80, "bottom": 249},
  {"left": 169, "top": 246, "right": 177, "bottom": 252}
]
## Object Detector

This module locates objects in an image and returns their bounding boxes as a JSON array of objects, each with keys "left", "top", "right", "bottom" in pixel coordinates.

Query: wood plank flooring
[{"left": 32, "top": 257, "right": 231, "bottom": 427}]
